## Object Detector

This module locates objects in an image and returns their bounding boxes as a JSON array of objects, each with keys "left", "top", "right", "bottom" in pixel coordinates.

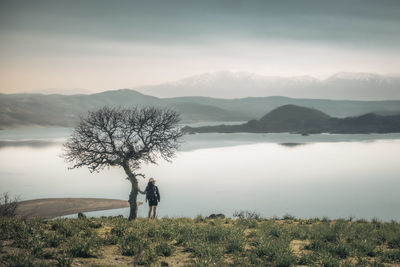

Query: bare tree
[
  {"left": 63, "top": 106, "right": 183, "bottom": 220},
  {"left": 0, "top": 192, "right": 20, "bottom": 217}
]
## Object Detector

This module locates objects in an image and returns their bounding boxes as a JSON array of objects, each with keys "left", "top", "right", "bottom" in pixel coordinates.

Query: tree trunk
[
  {"left": 128, "top": 180, "right": 138, "bottom": 220},
  {"left": 122, "top": 161, "right": 138, "bottom": 220}
]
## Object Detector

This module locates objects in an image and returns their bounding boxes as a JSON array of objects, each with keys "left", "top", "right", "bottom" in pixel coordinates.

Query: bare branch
[
  {"left": 63, "top": 106, "right": 183, "bottom": 176},
  {"left": 0, "top": 192, "right": 20, "bottom": 218}
]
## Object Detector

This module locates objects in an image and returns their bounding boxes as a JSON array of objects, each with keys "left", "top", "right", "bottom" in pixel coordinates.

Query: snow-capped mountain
[
  {"left": 170, "top": 71, "right": 319, "bottom": 92},
  {"left": 325, "top": 72, "right": 394, "bottom": 84},
  {"left": 135, "top": 71, "right": 400, "bottom": 100}
]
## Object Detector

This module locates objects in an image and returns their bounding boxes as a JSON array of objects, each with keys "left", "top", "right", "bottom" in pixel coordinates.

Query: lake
[{"left": 1, "top": 127, "right": 400, "bottom": 220}]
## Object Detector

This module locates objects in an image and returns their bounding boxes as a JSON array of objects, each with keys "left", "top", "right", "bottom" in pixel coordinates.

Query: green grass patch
[{"left": 1, "top": 216, "right": 400, "bottom": 266}]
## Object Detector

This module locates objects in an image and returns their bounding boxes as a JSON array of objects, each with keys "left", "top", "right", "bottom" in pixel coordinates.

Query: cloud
[
  {"left": 0, "top": 0, "right": 399, "bottom": 93},
  {"left": 1, "top": 0, "right": 399, "bottom": 48}
]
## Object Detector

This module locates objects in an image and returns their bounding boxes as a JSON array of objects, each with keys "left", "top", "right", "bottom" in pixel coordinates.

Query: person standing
[{"left": 145, "top": 178, "right": 160, "bottom": 219}]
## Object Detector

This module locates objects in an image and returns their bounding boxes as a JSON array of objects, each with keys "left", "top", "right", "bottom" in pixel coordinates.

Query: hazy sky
[{"left": 1, "top": 0, "right": 400, "bottom": 93}]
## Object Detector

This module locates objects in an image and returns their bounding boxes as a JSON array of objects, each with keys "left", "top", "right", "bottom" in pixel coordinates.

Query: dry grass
[{"left": 1, "top": 216, "right": 400, "bottom": 266}]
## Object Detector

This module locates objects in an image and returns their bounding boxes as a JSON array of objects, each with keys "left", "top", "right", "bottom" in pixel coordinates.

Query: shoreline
[{"left": 15, "top": 198, "right": 133, "bottom": 219}]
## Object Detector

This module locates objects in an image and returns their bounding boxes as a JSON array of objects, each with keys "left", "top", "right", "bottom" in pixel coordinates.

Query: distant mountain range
[
  {"left": 27, "top": 88, "right": 93, "bottom": 95},
  {"left": 1, "top": 89, "right": 400, "bottom": 129},
  {"left": 183, "top": 105, "right": 400, "bottom": 134},
  {"left": 135, "top": 71, "right": 400, "bottom": 100}
]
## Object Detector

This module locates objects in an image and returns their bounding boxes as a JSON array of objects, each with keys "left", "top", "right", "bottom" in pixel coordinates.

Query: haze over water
[{"left": 1, "top": 128, "right": 399, "bottom": 221}]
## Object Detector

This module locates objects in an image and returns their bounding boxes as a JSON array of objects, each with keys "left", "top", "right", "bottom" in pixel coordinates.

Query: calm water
[{"left": 1, "top": 127, "right": 400, "bottom": 220}]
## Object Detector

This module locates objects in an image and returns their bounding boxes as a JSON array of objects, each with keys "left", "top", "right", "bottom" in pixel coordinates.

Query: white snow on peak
[
  {"left": 171, "top": 71, "right": 320, "bottom": 87},
  {"left": 135, "top": 71, "right": 399, "bottom": 99},
  {"left": 326, "top": 72, "right": 388, "bottom": 82}
]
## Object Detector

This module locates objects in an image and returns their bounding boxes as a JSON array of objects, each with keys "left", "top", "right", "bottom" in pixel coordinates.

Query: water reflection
[
  {"left": 1, "top": 128, "right": 400, "bottom": 220},
  {"left": 0, "top": 140, "right": 58, "bottom": 149},
  {"left": 278, "top": 143, "right": 307, "bottom": 147}
]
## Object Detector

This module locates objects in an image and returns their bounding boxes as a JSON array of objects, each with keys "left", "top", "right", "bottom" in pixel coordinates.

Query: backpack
[{"left": 146, "top": 185, "right": 158, "bottom": 202}]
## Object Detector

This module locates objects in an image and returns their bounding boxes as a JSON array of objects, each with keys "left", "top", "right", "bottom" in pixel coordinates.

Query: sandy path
[{"left": 15, "top": 198, "right": 135, "bottom": 219}]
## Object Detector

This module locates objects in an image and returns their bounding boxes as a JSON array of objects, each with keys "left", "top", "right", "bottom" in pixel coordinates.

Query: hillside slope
[
  {"left": 1, "top": 90, "right": 400, "bottom": 129},
  {"left": 184, "top": 105, "right": 400, "bottom": 134}
]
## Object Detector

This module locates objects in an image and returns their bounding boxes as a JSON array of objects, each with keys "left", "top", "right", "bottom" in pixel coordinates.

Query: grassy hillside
[
  {"left": 2, "top": 90, "right": 400, "bottom": 129},
  {"left": 0, "top": 90, "right": 249, "bottom": 128},
  {"left": 1, "top": 215, "right": 400, "bottom": 266},
  {"left": 164, "top": 96, "right": 400, "bottom": 119},
  {"left": 184, "top": 105, "right": 400, "bottom": 134}
]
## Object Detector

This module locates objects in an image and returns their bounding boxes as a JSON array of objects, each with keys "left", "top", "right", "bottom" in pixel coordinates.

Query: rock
[{"left": 208, "top": 213, "right": 225, "bottom": 219}]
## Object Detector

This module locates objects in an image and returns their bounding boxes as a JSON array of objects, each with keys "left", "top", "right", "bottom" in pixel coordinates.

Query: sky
[{"left": 1, "top": 0, "right": 400, "bottom": 93}]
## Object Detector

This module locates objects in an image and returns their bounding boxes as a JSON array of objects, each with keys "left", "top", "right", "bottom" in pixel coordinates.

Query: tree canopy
[{"left": 64, "top": 106, "right": 182, "bottom": 172}]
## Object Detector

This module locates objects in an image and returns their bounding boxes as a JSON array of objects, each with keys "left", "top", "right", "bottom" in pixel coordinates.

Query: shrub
[
  {"left": 159, "top": 224, "right": 174, "bottom": 240},
  {"left": 250, "top": 236, "right": 295, "bottom": 266},
  {"left": 0, "top": 217, "right": 26, "bottom": 240},
  {"left": 388, "top": 236, "right": 400, "bottom": 249},
  {"left": 371, "top": 217, "right": 381, "bottom": 225},
  {"left": 0, "top": 192, "right": 19, "bottom": 218},
  {"left": 194, "top": 215, "right": 205, "bottom": 223},
  {"left": 206, "top": 226, "right": 227, "bottom": 243},
  {"left": 67, "top": 235, "right": 101, "bottom": 258},
  {"left": 282, "top": 214, "right": 296, "bottom": 220},
  {"left": 303, "top": 218, "right": 320, "bottom": 224},
  {"left": 193, "top": 257, "right": 223, "bottom": 267},
  {"left": 2, "top": 252, "right": 37, "bottom": 267},
  {"left": 321, "top": 216, "right": 330, "bottom": 223},
  {"left": 269, "top": 226, "right": 284, "bottom": 238},
  {"left": 233, "top": 210, "right": 262, "bottom": 221},
  {"left": 45, "top": 232, "right": 65, "bottom": 248},
  {"left": 253, "top": 240, "right": 278, "bottom": 259},
  {"left": 110, "top": 220, "right": 129, "bottom": 238},
  {"left": 382, "top": 250, "right": 400, "bottom": 262},
  {"left": 288, "top": 225, "right": 309, "bottom": 240},
  {"left": 10, "top": 219, "right": 46, "bottom": 257},
  {"left": 185, "top": 241, "right": 224, "bottom": 261},
  {"left": 138, "top": 247, "right": 158, "bottom": 266},
  {"left": 155, "top": 241, "right": 174, "bottom": 256},
  {"left": 51, "top": 220, "right": 79, "bottom": 238},
  {"left": 298, "top": 253, "right": 318, "bottom": 265},
  {"left": 55, "top": 253, "right": 73, "bottom": 267},
  {"left": 225, "top": 231, "right": 245, "bottom": 253},
  {"left": 118, "top": 231, "right": 146, "bottom": 256},
  {"left": 329, "top": 242, "right": 350, "bottom": 259},
  {"left": 87, "top": 220, "right": 102, "bottom": 229},
  {"left": 320, "top": 254, "right": 340, "bottom": 267},
  {"left": 275, "top": 251, "right": 297, "bottom": 267},
  {"left": 147, "top": 224, "right": 160, "bottom": 238},
  {"left": 236, "top": 218, "right": 259, "bottom": 229},
  {"left": 353, "top": 239, "right": 377, "bottom": 257}
]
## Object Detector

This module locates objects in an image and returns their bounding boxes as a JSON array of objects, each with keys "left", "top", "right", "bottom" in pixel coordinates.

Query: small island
[{"left": 183, "top": 105, "right": 400, "bottom": 135}]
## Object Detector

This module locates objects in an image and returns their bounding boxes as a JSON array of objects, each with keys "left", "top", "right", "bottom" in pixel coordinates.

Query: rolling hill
[
  {"left": 183, "top": 105, "right": 400, "bottom": 134},
  {"left": 1, "top": 90, "right": 400, "bottom": 129}
]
